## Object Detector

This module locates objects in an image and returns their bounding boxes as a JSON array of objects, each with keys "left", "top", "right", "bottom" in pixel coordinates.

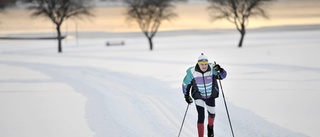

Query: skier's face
[{"left": 199, "top": 63, "right": 208, "bottom": 72}]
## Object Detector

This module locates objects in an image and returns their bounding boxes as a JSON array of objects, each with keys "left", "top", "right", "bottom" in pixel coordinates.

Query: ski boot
[{"left": 207, "top": 124, "right": 214, "bottom": 137}]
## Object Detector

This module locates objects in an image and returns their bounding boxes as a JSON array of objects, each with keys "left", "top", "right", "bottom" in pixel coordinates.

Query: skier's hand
[
  {"left": 185, "top": 95, "right": 193, "bottom": 104},
  {"left": 214, "top": 64, "right": 222, "bottom": 72},
  {"left": 211, "top": 91, "right": 219, "bottom": 98}
]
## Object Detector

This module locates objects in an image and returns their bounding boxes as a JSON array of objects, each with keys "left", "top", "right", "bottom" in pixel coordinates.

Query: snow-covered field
[{"left": 0, "top": 26, "right": 319, "bottom": 137}]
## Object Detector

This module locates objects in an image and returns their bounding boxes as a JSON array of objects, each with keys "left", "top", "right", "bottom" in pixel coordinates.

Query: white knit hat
[{"left": 198, "top": 53, "right": 208, "bottom": 63}]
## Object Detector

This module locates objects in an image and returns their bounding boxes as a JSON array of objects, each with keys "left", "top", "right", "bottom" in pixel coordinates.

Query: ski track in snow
[{"left": 2, "top": 61, "right": 309, "bottom": 137}]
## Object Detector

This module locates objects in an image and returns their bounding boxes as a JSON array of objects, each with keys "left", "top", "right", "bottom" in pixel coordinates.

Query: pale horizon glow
[{"left": 0, "top": 1, "right": 319, "bottom": 34}]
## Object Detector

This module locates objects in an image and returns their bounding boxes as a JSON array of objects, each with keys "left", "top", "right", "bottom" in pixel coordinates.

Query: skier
[{"left": 182, "top": 53, "right": 227, "bottom": 137}]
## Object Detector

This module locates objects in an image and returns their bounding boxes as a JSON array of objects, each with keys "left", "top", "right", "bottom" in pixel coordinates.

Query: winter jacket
[{"left": 182, "top": 63, "right": 227, "bottom": 99}]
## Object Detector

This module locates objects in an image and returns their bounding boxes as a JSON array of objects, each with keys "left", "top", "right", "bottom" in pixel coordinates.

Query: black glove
[
  {"left": 214, "top": 64, "right": 222, "bottom": 72},
  {"left": 184, "top": 95, "right": 193, "bottom": 104},
  {"left": 211, "top": 91, "right": 219, "bottom": 98}
]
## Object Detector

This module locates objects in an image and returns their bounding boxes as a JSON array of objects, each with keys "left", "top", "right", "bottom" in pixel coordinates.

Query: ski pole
[
  {"left": 214, "top": 61, "right": 235, "bottom": 137},
  {"left": 178, "top": 104, "right": 190, "bottom": 137}
]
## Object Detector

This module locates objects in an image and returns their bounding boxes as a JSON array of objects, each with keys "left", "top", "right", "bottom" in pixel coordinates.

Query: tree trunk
[
  {"left": 238, "top": 24, "right": 246, "bottom": 48},
  {"left": 238, "top": 32, "right": 245, "bottom": 48},
  {"left": 148, "top": 37, "right": 153, "bottom": 51},
  {"left": 56, "top": 24, "right": 62, "bottom": 53}
]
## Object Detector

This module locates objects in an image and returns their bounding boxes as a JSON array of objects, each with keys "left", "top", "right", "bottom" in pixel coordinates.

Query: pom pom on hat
[{"left": 198, "top": 53, "right": 208, "bottom": 63}]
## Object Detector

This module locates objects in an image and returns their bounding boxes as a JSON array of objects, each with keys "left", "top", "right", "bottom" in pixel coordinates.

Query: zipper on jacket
[{"left": 202, "top": 73, "right": 208, "bottom": 98}]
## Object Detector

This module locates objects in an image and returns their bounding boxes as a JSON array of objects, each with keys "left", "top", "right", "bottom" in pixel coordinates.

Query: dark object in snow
[
  {"left": 0, "top": 36, "right": 66, "bottom": 40},
  {"left": 106, "top": 41, "right": 125, "bottom": 46}
]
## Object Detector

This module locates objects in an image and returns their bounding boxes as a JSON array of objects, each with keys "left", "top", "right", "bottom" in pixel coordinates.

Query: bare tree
[
  {"left": 0, "top": 0, "right": 16, "bottom": 11},
  {"left": 29, "top": 0, "right": 93, "bottom": 53},
  {"left": 207, "top": 0, "right": 273, "bottom": 47},
  {"left": 124, "top": 0, "right": 177, "bottom": 51}
]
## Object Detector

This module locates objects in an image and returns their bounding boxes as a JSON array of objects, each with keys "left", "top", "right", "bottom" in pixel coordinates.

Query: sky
[{"left": 0, "top": 0, "right": 319, "bottom": 34}]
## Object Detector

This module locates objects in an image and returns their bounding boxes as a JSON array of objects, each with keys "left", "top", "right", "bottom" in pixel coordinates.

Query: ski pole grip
[{"left": 214, "top": 61, "right": 221, "bottom": 78}]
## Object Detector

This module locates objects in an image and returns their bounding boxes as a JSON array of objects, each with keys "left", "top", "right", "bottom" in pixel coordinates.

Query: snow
[{"left": 0, "top": 26, "right": 320, "bottom": 137}]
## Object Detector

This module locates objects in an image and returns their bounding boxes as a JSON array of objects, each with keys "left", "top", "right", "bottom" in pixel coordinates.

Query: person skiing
[{"left": 182, "top": 53, "right": 227, "bottom": 137}]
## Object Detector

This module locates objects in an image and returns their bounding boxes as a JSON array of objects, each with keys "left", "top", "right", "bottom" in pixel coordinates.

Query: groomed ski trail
[{"left": 6, "top": 61, "right": 310, "bottom": 137}]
